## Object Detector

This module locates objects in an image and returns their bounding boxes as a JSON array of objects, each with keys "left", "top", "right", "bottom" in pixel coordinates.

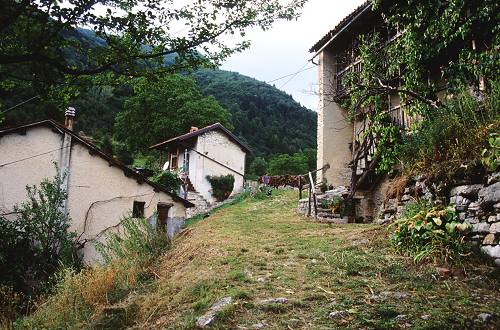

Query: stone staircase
[
  {"left": 297, "top": 186, "right": 349, "bottom": 224},
  {"left": 186, "top": 190, "right": 212, "bottom": 218}
]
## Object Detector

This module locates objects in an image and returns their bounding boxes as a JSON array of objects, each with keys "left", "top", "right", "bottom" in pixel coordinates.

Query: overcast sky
[{"left": 221, "top": 0, "right": 365, "bottom": 111}]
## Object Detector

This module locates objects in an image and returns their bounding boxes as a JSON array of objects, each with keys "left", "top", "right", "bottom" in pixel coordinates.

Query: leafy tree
[
  {"left": 194, "top": 69, "right": 317, "bottom": 157},
  {"left": 0, "top": 171, "right": 80, "bottom": 296},
  {"left": 0, "top": 0, "right": 306, "bottom": 95},
  {"left": 114, "top": 74, "right": 232, "bottom": 153},
  {"left": 249, "top": 157, "right": 268, "bottom": 177},
  {"left": 268, "top": 153, "right": 308, "bottom": 175}
]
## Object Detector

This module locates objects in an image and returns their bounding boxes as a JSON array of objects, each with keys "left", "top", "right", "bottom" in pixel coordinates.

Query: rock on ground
[{"left": 196, "top": 297, "right": 233, "bottom": 328}]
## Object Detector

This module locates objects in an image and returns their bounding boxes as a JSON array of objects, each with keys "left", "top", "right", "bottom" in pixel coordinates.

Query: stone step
[
  {"left": 317, "top": 212, "right": 341, "bottom": 219},
  {"left": 316, "top": 217, "right": 349, "bottom": 224}
]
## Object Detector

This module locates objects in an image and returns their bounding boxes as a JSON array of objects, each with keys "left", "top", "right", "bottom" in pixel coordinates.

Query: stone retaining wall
[{"left": 377, "top": 172, "right": 500, "bottom": 265}]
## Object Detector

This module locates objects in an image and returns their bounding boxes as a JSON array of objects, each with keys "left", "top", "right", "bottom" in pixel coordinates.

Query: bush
[
  {"left": 96, "top": 216, "right": 170, "bottom": 264},
  {"left": 151, "top": 171, "right": 182, "bottom": 194},
  {"left": 398, "top": 84, "right": 500, "bottom": 176},
  {"left": 20, "top": 216, "right": 170, "bottom": 328},
  {"left": 207, "top": 174, "right": 235, "bottom": 201},
  {"left": 320, "top": 196, "right": 352, "bottom": 217},
  {"left": 0, "top": 171, "right": 81, "bottom": 297},
  {"left": 391, "top": 201, "right": 472, "bottom": 263}
]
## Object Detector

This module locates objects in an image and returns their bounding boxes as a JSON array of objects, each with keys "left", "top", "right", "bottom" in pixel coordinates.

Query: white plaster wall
[
  {"left": 317, "top": 50, "right": 354, "bottom": 186},
  {"left": 0, "top": 126, "right": 187, "bottom": 264},
  {"left": 191, "top": 131, "right": 246, "bottom": 203},
  {"left": 68, "top": 142, "right": 186, "bottom": 263},
  {"left": 0, "top": 127, "right": 61, "bottom": 213}
]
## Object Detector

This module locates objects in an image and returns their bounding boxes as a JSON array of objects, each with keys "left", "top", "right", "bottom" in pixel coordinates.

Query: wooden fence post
[{"left": 298, "top": 176, "right": 303, "bottom": 199}]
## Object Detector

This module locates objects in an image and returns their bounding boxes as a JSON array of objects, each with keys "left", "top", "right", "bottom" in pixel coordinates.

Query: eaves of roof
[
  {"left": 309, "top": 1, "right": 372, "bottom": 53},
  {"left": 149, "top": 122, "right": 251, "bottom": 154},
  {"left": 0, "top": 120, "right": 194, "bottom": 208}
]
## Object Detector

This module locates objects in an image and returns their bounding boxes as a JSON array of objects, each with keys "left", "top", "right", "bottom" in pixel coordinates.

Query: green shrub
[
  {"left": 391, "top": 202, "right": 472, "bottom": 263},
  {"left": 96, "top": 216, "right": 170, "bottom": 264},
  {"left": 481, "top": 133, "right": 500, "bottom": 172},
  {"left": 151, "top": 171, "right": 181, "bottom": 194},
  {"left": 206, "top": 174, "right": 235, "bottom": 201},
  {"left": 398, "top": 84, "right": 500, "bottom": 176},
  {"left": 20, "top": 216, "right": 170, "bottom": 328},
  {"left": 320, "top": 196, "right": 352, "bottom": 217},
  {"left": 0, "top": 171, "right": 81, "bottom": 297}
]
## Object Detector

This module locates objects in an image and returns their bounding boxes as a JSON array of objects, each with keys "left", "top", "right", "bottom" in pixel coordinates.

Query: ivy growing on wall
[{"left": 338, "top": 0, "right": 499, "bottom": 189}]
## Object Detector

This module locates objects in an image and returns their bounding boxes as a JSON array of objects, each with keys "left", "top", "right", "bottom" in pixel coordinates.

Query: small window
[{"left": 132, "top": 201, "right": 145, "bottom": 218}]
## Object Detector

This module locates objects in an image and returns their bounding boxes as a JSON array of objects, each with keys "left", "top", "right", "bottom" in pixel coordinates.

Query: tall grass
[
  {"left": 17, "top": 217, "right": 169, "bottom": 329},
  {"left": 398, "top": 82, "right": 500, "bottom": 177}
]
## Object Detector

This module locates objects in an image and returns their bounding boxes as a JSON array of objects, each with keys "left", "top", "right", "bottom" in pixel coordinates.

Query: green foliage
[
  {"left": 114, "top": 75, "right": 232, "bottom": 154},
  {"left": 20, "top": 216, "right": 170, "bottom": 329},
  {"left": 151, "top": 171, "right": 181, "bottom": 195},
  {"left": 482, "top": 133, "right": 500, "bottom": 171},
  {"left": 96, "top": 217, "right": 170, "bottom": 264},
  {"left": 267, "top": 148, "right": 316, "bottom": 175},
  {"left": 194, "top": 69, "right": 317, "bottom": 157},
  {"left": 391, "top": 202, "right": 472, "bottom": 263},
  {"left": 206, "top": 175, "right": 235, "bottom": 201},
  {"left": 0, "top": 170, "right": 81, "bottom": 297},
  {"left": 320, "top": 196, "right": 352, "bottom": 217},
  {"left": 248, "top": 157, "right": 268, "bottom": 177},
  {"left": 397, "top": 87, "right": 499, "bottom": 175},
  {"left": 1, "top": 1, "right": 306, "bottom": 95},
  {"left": 341, "top": 0, "right": 499, "bottom": 176}
]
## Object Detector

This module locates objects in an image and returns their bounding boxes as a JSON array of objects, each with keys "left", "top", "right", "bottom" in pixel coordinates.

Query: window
[
  {"left": 170, "top": 153, "right": 178, "bottom": 170},
  {"left": 132, "top": 201, "right": 145, "bottom": 218}
]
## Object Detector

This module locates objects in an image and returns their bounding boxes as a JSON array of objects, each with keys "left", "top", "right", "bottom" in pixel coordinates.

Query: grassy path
[{"left": 131, "top": 190, "right": 499, "bottom": 329}]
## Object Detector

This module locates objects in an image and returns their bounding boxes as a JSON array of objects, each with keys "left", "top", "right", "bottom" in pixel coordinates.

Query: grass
[{"left": 19, "top": 190, "right": 500, "bottom": 329}]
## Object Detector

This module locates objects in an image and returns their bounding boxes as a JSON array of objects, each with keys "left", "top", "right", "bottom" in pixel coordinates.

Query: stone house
[
  {"left": 150, "top": 123, "right": 249, "bottom": 215},
  {"left": 307, "top": 2, "right": 500, "bottom": 263},
  {"left": 0, "top": 110, "right": 193, "bottom": 264},
  {"left": 309, "top": 1, "right": 466, "bottom": 219}
]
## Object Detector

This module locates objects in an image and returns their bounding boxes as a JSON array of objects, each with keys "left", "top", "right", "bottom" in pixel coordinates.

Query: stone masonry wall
[{"left": 377, "top": 172, "right": 500, "bottom": 265}]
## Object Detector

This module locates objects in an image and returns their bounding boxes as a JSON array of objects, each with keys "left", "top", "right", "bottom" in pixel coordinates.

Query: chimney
[
  {"left": 64, "top": 107, "right": 76, "bottom": 130},
  {"left": 189, "top": 126, "right": 199, "bottom": 133}
]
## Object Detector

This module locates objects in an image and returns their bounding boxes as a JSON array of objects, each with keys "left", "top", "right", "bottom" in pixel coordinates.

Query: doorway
[{"left": 157, "top": 203, "right": 171, "bottom": 233}]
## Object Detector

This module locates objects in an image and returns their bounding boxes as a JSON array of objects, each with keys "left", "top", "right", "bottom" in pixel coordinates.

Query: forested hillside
[
  {"left": 194, "top": 69, "right": 316, "bottom": 156},
  {"left": 1, "top": 29, "right": 316, "bottom": 160}
]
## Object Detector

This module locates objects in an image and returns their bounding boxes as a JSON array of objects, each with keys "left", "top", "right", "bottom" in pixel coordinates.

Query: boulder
[
  {"left": 478, "top": 182, "right": 500, "bottom": 205},
  {"left": 472, "top": 223, "right": 490, "bottom": 233},
  {"left": 258, "top": 297, "right": 288, "bottom": 305},
  {"left": 450, "top": 184, "right": 484, "bottom": 199},
  {"left": 490, "top": 222, "right": 500, "bottom": 233},
  {"left": 196, "top": 297, "right": 233, "bottom": 328},
  {"left": 481, "top": 245, "right": 500, "bottom": 259},
  {"left": 483, "top": 234, "right": 496, "bottom": 245}
]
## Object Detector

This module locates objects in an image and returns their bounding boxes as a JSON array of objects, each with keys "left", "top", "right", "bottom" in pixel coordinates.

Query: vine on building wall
[{"left": 334, "top": 0, "right": 499, "bottom": 191}]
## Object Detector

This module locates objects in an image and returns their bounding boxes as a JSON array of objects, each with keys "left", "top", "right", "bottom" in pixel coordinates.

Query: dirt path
[{"left": 129, "top": 190, "right": 500, "bottom": 329}]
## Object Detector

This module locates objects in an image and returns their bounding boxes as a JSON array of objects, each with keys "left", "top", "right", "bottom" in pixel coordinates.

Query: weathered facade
[
  {"left": 150, "top": 123, "right": 249, "bottom": 215},
  {"left": 0, "top": 115, "right": 193, "bottom": 264}
]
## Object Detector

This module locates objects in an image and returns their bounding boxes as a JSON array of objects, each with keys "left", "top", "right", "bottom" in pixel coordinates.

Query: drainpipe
[{"left": 60, "top": 107, "right": 75, "bottom": 222}]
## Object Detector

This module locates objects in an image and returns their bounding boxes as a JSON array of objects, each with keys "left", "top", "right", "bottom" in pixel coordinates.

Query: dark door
[{"left": 157, "top": 204, "right": 171, "bottom": 232}]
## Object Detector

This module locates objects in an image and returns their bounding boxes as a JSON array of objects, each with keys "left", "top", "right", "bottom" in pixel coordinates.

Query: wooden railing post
[{"left": 298, "top": 176, "right": 303, "bottom": 199}]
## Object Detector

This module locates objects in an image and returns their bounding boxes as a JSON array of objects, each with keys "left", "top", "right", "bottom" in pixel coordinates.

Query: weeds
[
  {"left": 391, "top": 201, "right": 472, "bottom": 263},
  {"left": 18, "top": 217, "right": 169, "bottom": 329},
  {"left": 398, "top": 83, "right": 500, "bottom": 177}
]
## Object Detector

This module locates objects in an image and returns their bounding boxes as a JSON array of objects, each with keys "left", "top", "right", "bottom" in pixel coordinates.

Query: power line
[
  {"left": 0, "top": 145, "right": 70, "bottom": 168},
  {"left": 1, "top": 95, "right": 40, "bottom": 114},
  {"left": 266, "top": 65, "right": 316, "bottom": 84},
  {"left": 279, "top": 62, "right": 314, "bottom": 89}
]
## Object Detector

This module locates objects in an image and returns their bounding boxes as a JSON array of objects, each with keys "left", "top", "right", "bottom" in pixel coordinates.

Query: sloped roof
[
  {"left": 309, "top": 1, "right": 371, "bottom": 53},
  {"left": 0, "top": 120, "right": 194, "bottom": 207},
  {"left": 149, "top": 122, "right": 251, "bottom": 153}
]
